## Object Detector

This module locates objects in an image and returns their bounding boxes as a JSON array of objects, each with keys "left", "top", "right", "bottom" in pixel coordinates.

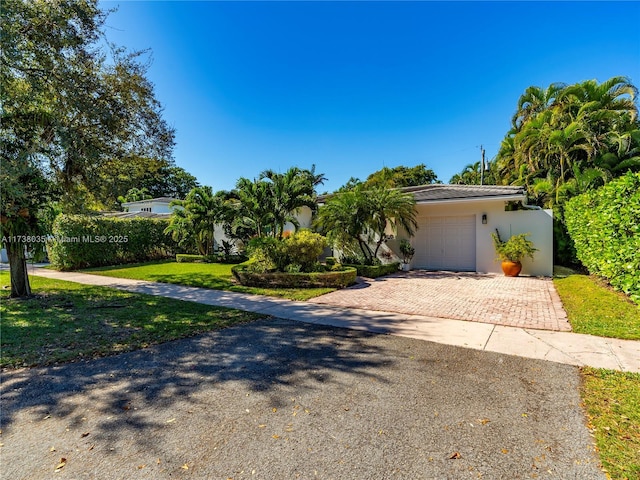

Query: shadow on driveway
[{"left": 1, "top": 318, "right": 603, "bottom": 479}]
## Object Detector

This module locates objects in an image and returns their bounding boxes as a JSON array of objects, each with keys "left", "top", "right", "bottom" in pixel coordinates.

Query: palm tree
[
  {"left": 164, "top": 186, "right": 225, "bottom": 255},
  {"left": 511, "top": 82, "right": 567, "bottom": 130},
  {"left": 315, "top": 185, "right": 417, "bottom": 263},
  {"left": 260, "top": 167, "right": 317, "bottom": 237},
  {"left": 367, "top": 187, "right": 418, "bottom": 258}
]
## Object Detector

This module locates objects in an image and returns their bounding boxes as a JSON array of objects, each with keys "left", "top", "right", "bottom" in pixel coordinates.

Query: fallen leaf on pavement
[
  {"left": 181, "top": 463, "right": 189, "bottom": 470},
  {"left": 479, "top": 418, "right": 490, "bottom": 425},
  {"left": 54, "top": 458, "right": 67, "bottom": 472},
  {"left": 501, "top": 448, "right": 509, "bottom": 454},
  {"left": 449, "top": 452, "right": 461, "bottom": 459},
  {"left": 80, "top": 432, "right": 90, "bottom": 438}
]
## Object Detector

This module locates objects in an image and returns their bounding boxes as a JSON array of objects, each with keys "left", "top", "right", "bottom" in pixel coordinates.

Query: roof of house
[
  {"left": 102, "top": 211, "right": 172, "bottom": 219},
  {"left": 399, "top": 184, "right": 526, "bottom": 203},
  {"left": 121, "top": 197, "right": 178, "bottom": 206},
  {"left": 317, "top": 184, "right": 526, "bottom": 204}
]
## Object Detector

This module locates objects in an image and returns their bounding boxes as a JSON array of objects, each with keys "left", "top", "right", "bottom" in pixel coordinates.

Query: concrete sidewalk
[{"left": 25, "top": 265, "right": 640, "bottom": 373}]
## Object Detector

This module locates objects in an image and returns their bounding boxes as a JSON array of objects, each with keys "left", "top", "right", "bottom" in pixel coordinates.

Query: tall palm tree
[{"left": 260, "top": 167, "right": 317, "bottom": 237}]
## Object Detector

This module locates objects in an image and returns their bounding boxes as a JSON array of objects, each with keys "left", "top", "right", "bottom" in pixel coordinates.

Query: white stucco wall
[{"left": 412, "top": 201, "right": 553, "bottom": 277}]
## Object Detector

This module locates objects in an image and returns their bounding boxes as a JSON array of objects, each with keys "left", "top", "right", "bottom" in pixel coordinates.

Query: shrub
[
  {"left": 325, "top": 256, "right": 337, "bottom": 266},
  {"left": 232, "top": 264, "right": 357, "bottom": 288},
  {"left": 246, "top": 230, "right": 327, "bottom": 273},
  {"left": 564, "top": 172, "right": 640, "bottom": 303},
  {"left": 491, "top": 230, "right": 537, "bottom": 263},
  {"left": 344, "top": 262, "right": 400, "bottom": 278},
  {"left": 48, "top": 214, "right": 178, "bottom": 270},
  {"left": 176, "top": 254, "right": 205, "bottom": 263},
  {"left": 284, "top": 229, "right": 327, "bottom": 271}
]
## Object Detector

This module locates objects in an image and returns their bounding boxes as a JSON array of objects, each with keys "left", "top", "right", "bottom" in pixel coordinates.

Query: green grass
[
  {"left": 83, "top": 260, "right": 335, "bottom": 301},
  {"left": 0, "top": 272, "right": 261, "bottom": 368},
  {"left": 554, "top": 273, "right": 640, "bottom": 340},
  {"left": 581, "top": 368, "right": 640, "bottom": 480}
]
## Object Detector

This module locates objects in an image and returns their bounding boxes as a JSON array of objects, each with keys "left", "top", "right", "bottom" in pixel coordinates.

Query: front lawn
[
  {"left": 83, "top": 260, "right": 335, "bottom": 301},
  {"left": 554, "top": 273, "right": 640, "bottom": 340},
  {"left": 581, "top": 368, "right": 640, "bottom": 479},
  {"left": 0, "top": 272, "right": 261, "bottom": 368}
]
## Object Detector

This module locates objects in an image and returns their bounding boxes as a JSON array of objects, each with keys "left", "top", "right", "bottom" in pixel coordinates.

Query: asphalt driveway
[
  {"left": 309, "top": 271, "right": 572, "bottom": 331},
  {"left": 2, "top": 318, "right": 603, "bottom": 479}
]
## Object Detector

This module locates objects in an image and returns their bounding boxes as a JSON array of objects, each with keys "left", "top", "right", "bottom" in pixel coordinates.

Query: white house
[
  {"left": 121, "top": 197, "right": 178, "bottom": 215},
  {"left": 387, "top": 185, "right": 553, "bottom": 277}
]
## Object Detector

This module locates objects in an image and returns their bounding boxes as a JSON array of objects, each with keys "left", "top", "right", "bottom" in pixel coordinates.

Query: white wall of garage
[{"left": 409, "top": 201, "right": 553, "bottom": 277}]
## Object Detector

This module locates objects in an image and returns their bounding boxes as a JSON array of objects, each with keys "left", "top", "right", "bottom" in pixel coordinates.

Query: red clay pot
[{"left": 501, "top": 260, "right": 522, "bottom": 277}]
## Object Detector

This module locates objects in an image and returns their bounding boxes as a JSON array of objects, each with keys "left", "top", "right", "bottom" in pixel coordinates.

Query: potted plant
[
  {"left": 491, "top": 229, "right": 537, "bottom": 277},
  {"left": 399, "top": 239, "right": 415, "bottom": 272}
]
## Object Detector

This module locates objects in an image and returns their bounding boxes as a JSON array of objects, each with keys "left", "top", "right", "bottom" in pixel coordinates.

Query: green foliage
[
  {"left": 246, "top": 229, "right": 327, "bottom": 273},
  {"left": 491, "top": 230, "right": 537, "bottom": 263},
  {"left": 363, "top": 164, "right": 439, "bottom": 188},
  {"left": 496, "top": 77, "right": 639, "bottom": 209},
  {"left": 284, "top": 229, "right": 327, "bottom": 271},
  {"left": 232, "top": 264, "right": 357, "bottom": 289},
  {"left": 315, "top": 184, "right": 417, "bottom": 263},
  {"left": 399, "top": 239, "right": 415, "bottom": 263},
  {"left": 343, "top": 262, "right": 400, "bottom": 278},
  {"left": 325, "top": 256, "right": 337, "bottom": 266},
  {"left": 48, "top": 214, "right": 178, "bottom": 270},
  {"left": 230, "top": 166, "right": 322, "bottom": 240},
  {"left": 564, "top": 172, "right": 640, "bottom": 303},
  {"left": 1, "top": 0, "right": 175, "bottom": 294},
  {"left": 176, "top": 254, "right": 205, "bottom": 263},
  {"left": 165, "top": 186, "right": 227, "bottom": 255}
]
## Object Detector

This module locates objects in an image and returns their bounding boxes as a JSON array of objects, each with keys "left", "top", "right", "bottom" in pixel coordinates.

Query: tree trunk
[{"left": 7, "top": 242, "right": 31, "bottom": 298}]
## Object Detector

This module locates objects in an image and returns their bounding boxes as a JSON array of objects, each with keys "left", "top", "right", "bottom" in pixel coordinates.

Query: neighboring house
[
  {"left": 120, "top": 197, "right": 178, "bottom": 215},
  {"left": 389, "top": 184, "right": 552, "bottom": 277}
]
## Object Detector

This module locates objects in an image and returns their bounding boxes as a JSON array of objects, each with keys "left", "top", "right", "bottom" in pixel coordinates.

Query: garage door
[{"left": 413, "top": 215, "right": 476, "bottom": 271}]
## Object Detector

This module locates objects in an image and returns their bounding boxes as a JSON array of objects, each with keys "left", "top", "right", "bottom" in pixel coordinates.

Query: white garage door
[{"left": 413, "top": 215, "right": 476, "bottom": 271}]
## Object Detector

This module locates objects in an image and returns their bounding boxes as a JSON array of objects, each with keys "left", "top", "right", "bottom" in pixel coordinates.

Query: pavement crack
[{"left": 482, "top": 324, "right": 496, "bottom": 351}]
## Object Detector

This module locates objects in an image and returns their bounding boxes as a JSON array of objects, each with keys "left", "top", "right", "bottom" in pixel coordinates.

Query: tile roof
[
  {"left": 317, "top": 184, "right": 525, "bottom": 204},
  {"left": 399, "top": 184, "right": 525, "bottom": 203}
]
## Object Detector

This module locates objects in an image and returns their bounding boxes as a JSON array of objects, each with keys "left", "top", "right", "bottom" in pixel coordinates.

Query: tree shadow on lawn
[{"left": 1, "top": 319, "right": 390, "bottom": 448}]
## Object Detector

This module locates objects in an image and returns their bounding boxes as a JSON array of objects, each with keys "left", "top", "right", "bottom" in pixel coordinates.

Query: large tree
[{"left": 1, "top": 0, "right": 175, "bottom": 296}]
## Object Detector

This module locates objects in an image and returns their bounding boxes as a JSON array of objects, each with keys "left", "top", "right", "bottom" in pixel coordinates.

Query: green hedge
[
  {"left": 176, "top": 254, "right": 205, "bottom": 263},
  {"left": 564, "top": 172, "right": 640, "bottom": 304},
  {"left": 48, "top": 214, "right": 178, "bottom": 270},
  {"left": 176, "top": 253, "right": 247, "bottom": 264},
  {"left": 344, "top": 262, "right": 400, "bottom": 278},
  {"left": 232, "top": 265, "right": 357, "bottom": 288}
]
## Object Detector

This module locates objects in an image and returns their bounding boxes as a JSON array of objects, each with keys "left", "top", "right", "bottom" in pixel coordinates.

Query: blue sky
[{"left": 100, "top": 1, "right": 640, "bottom": 194}]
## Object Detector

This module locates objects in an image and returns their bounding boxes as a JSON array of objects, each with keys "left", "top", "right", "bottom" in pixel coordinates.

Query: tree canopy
[
  {"left": 495, "top": 76, "right": 639, "bottom": 208},
  {"left": 337, "top": 164, "right": 439, "bottom": 191},
  {"left": 0, "top": 0, "right": 178, "bottom": 296}
]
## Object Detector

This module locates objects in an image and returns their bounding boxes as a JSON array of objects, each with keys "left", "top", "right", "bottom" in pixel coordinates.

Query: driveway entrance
[{"left": 309, "top": 271, "right": 571, "bottom": 331}]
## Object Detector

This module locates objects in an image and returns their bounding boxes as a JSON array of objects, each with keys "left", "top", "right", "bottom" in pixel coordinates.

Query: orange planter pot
[{"left": 501, "top": 260, "right": 522, "bottom": 277}]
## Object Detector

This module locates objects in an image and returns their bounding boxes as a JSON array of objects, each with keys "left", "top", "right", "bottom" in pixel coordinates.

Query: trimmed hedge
[
  {"left": 48, "top": 214, "right": 178, "bottom": 270},
  {"left": 344, "top": 262, "right": 400, "bottom": 278},
  {"left": 176, "top": 253, "right": 248, "bottom": 264},
  {"left": 176, "top": 254, "right": 205, "bottom": 263},
  {"left": 564, "top": 172, "right": 640, "bottom": 304},
  {"left": 232, "top": 265, "right": 357, "bottom": 288}
]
